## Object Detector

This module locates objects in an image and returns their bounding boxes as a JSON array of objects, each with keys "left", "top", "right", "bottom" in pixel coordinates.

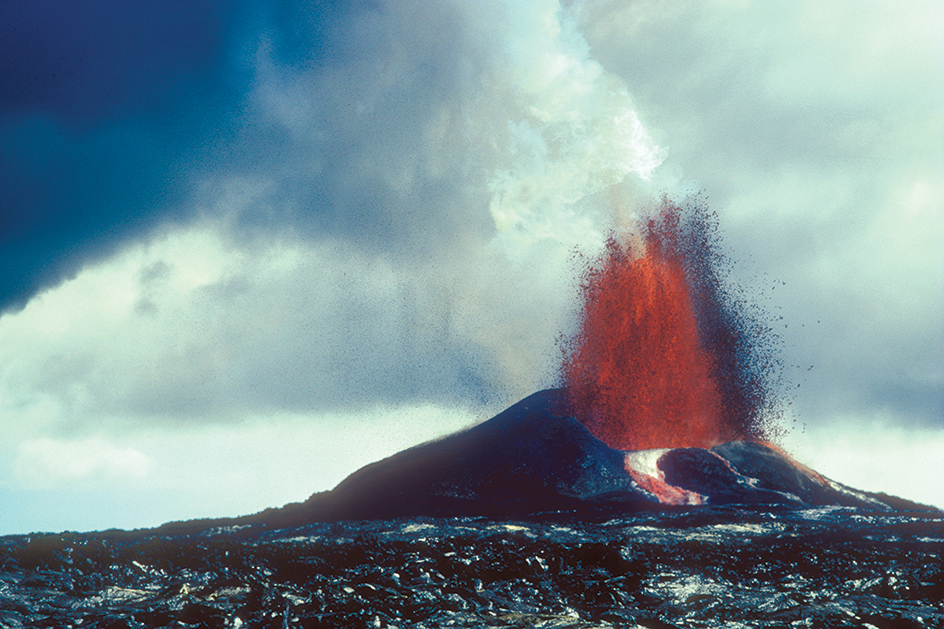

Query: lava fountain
[{"left": 562, "top": 199, "right": 780, "bottom": 450}]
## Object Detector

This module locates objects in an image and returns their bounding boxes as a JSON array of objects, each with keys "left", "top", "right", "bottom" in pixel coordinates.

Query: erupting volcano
[
  {"left": 200, "top": 197, "right": 896, "bottom": 526},
  {"left": 6, "top": 207, "right": 938, "bottom": 629},
  {"left": 562, "top": 199, "right": 778, "bottom": 451}
]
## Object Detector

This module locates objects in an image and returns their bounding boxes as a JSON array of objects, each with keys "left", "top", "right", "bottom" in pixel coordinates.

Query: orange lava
[
  {"left": 625, "top": 467, "right": 704, "bottom": 506},
  {"left": 563, "top": 203, "right": 741, "bottom": 450}
]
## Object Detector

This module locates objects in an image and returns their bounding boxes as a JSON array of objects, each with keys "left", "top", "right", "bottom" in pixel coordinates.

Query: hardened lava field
[{"left": 2, "top": 506, "right": 942, "bottom": 628}]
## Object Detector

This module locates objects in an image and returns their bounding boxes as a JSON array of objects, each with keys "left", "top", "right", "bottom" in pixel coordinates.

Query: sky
[{"left": 1, "top": 0, "right": 941, "bottom": 534}]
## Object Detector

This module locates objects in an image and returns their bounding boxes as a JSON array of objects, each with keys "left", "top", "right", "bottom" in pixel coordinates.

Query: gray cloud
[{"left": 3, "top": 0, "right": 670, "bottom": 434}]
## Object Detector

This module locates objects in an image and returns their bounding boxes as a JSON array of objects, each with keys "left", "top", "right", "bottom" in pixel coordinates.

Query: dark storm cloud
[
  {"left": 217, "top": 0, "right": 498, "bottom": 268},
  {"left": 2, "top": 0, "right": 598, "bottom": 431},
  {"left": 0, "top": 0, "right": 496, "bottom": 313},
  {"left": 0, "top": 0, "right": 251, "bottom": 312},
  {"left": 0, "top": 0, "right": 229, "bottom": 122},
  {"left": 0, "top": 0, "right": 374, "bottom": 313}
]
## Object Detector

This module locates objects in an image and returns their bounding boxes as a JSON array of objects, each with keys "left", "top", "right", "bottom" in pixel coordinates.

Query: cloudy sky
[{"left": 1, "top": 0, "right": 941, "bottom": 534}]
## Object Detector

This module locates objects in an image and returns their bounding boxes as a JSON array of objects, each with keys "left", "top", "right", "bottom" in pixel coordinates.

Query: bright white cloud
[
  {"left": 781, "top": 416, "right": 944, "bottom": 509},
  {"left": 577, "top": 0, "right": 944, "bottom": 414},
  {"left": 483, "top": 0, "right": 665, "bottom": 247},
  {"left": 1, "top": 403, "right": 479, "bottom": 533},
  {"left": 13, "top": 438, "right": 152, "bottom": 489},
  {"left": 0, "top": 225, "right": 474, "bottom": 427}
]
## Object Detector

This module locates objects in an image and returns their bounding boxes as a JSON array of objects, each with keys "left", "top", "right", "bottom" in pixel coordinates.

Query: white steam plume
[
  {"left": 243, "top": 0, "right": 669, "bottom": 404},
  {"left": 482, "top": 0, "right": 666, "bottom": 252}
]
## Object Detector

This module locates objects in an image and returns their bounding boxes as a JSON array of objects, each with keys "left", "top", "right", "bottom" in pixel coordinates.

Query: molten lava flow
[
  {"left": 623, "top": 449, "right": 704, "bottom": 505},
  {"left": 625, "top": 469, "right": 704, "bottom": 506},
  {"left": 562, "top": 200, "right": 777, "bottom": 450}
]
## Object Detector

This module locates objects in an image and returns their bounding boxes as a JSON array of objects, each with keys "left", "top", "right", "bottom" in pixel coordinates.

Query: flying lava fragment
[{"left": 562, "top": 199, "right": 780, "bottom": 451}]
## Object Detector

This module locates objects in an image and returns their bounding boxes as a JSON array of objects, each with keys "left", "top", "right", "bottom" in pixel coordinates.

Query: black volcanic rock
[
  {"left": 656, "top": 447, "right": 781, "bottom": 504},
  {"left": 263, "top": 389, "right": 642, "bottom": 526},
  {"left": 3, "top": 508, "right": 942, "bottom": 628},
  {"left": 254, "top": 389, "right": 920, "bottom": 528},
  {"left": 709, "top": 440, "right": 868, "bottom": 506}
]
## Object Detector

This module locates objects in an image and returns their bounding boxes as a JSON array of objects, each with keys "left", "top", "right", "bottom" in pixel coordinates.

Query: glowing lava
[
  {"left": 623, "top": 449, "right": 704, "bottom": 506},
  {"left": 562, "top": 199, "right": 777, "bottom": 451}
]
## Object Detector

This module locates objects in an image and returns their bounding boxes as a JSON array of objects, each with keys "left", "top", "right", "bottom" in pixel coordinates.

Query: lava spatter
[{"left": 562, "top": 199, "right": 779, "bottom": 450}]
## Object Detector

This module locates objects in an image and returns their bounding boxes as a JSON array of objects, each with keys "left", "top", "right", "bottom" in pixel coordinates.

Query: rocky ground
[{"left": 1, "top": 505, "right": 941, "bottom": 628}]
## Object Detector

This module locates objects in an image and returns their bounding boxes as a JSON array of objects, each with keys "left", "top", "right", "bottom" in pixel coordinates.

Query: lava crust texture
[{"left": 2, "top": 507, "right": 942, "bottom": 628}]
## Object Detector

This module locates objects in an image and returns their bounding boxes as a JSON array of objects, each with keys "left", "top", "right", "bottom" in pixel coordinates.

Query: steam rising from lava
[{"left": 562, "top": 199, "right": 782, "bottom": 451}]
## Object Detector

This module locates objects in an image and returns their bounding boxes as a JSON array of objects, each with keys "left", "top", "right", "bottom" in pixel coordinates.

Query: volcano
[
  {"left": 228, "top": 388, "right": 924, "bottom": 532},
  {"left": 5, "top": 204, "right": 938, "bottom": 628},
  {"left": 224, "top": 202, "right": 914, "bottom": 529},
  {"left": 3, "top": 389, "right": 940, "bottom": 629}
]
